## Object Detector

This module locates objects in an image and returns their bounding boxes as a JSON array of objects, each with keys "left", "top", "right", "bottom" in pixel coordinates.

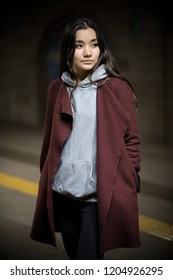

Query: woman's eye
[
  {"left": 75, "top": 44, "right": 83, "bottom": 49},
  {"left": 92, "top": 43, "right": 98, "bottom": 48}
]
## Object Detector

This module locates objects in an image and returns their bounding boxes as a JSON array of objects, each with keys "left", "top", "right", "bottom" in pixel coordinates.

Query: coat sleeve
[
  {"left": 39, "top": 79, "right": 61, "bottom": 172},
  {"left": 115, "top": 79, "right": 141, "bottom": 191},
  {"left": 117, "top": 81, "right": 141, "bottom": 168}
]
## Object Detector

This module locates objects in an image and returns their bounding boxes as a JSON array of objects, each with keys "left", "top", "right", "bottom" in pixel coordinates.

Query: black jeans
[{"left": 53, "top": 192, "right": 103, "bottom": 260}]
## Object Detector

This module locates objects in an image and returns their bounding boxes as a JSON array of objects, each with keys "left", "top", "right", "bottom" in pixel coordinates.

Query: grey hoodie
[{"left": 52, "top": 64, "right": 108, "bottom": 201}]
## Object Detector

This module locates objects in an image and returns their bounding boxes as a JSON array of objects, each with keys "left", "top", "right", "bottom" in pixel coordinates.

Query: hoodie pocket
[{"left": 53, "top": 158, "right": 96, "bottom": 198}]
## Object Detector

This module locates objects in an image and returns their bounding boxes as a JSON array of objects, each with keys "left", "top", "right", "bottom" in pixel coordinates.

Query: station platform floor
[{"left": 0, "top": 123, "right": 173, "bottom": 260}]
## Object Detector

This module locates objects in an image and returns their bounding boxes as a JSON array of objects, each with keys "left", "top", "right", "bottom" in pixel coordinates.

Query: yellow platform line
[
  {"left": 0, "top": 172, "right": 173, "bottom": 242},
  {"left": 139, "top": 215, "right": 173, "bottom": 241},
  {"left": 0, "top": 172, "right": 38, "bottom": 196}
]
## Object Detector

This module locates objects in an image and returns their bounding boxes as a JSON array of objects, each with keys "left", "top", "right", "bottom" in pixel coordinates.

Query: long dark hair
[{"left": 59, "top": 17, "right": 135, "bottom": 92}]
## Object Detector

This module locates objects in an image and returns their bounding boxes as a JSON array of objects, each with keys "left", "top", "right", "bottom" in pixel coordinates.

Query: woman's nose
[{"left": 83, "top": 46, "right": 91, "bottom": 57}]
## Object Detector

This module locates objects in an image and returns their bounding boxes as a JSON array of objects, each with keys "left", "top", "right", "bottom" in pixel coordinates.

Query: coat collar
[
  {"left": 97, "top": 77, "right": 110, "bottom": 87},
  {"left": 55, "top": 78, "right": 109, "bottom": 116},
  {"left": 56, "top": 81, "right": 73, "bottom": 117},
  {"left": 56, "top": 77, "right": 110, "bottom": 116}
]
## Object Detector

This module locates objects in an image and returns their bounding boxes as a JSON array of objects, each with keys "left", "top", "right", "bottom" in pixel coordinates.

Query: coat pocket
[{"left": 122, "top": 144, "right": 140, "bottom": 193}]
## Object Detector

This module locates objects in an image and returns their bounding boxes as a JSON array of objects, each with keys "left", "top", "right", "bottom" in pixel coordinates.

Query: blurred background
[
  {"left": 0, "top": 0, "right": 173, "bottom": 145},
  {"left": 0, "top": 0, "right": 173, "bottom": 260}
]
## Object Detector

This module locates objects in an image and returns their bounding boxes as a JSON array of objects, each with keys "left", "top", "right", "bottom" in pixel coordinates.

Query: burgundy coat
[{"left": 30, "top": 77, "right": 141, "bottom": 254}]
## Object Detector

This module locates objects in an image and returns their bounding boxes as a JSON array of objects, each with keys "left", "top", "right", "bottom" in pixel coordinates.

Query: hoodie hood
[{"left": 61, "top": 64, "right": 108, "bottom": 88}]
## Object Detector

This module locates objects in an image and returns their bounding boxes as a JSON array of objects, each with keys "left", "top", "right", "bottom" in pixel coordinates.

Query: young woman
[{"left": 30, "top": 17, "right": 141, "bottom": 260}]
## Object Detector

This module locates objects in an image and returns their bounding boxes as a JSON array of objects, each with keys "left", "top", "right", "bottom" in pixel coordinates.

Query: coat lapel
[
  {"left": 55, "top": 81, "right": 73, "bottom": 116},
  {"left": 49, "top": 83, "right": 73, "bottom": 180}
]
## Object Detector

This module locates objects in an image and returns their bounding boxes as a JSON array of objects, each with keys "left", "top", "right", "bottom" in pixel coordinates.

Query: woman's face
[{"left": 73, "top": 27, "right": 100, "bottom": 82}]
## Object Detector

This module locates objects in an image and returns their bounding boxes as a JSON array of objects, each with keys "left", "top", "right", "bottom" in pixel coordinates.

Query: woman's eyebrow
[{"left": 75, "top": 39, "right": 98, "bottom": 43}]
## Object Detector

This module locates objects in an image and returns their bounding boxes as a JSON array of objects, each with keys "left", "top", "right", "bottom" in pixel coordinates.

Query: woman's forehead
[{"left": 75, "top": 28, "right": 97, "bottom": 41}]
